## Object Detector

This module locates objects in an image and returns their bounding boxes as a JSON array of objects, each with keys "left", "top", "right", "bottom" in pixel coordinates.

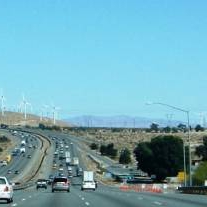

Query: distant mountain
[{"left": 63, "top": 115, "right": 182, "bottom": 128}]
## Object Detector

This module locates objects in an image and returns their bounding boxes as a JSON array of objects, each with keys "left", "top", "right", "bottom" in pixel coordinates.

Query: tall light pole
[{"left": 146, "top": 102, "right": 192, "bottom": 186}]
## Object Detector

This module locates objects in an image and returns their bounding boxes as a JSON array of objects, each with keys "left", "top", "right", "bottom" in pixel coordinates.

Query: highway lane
[
  {"left": 0, "top": 131, "right": 42, "bottom": 183},
  {"left": 4, "top": 129, "right": 207, "bottom": 207},
  {"left": 2, "top": 183, "right": 207, "bottom": 207}
]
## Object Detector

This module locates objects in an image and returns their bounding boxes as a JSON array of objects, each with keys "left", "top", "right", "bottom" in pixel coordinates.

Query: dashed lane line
[
  {"left": 85, "top": 202, "right": 90, "bottom": 206},
  {"left": 11, "top": 203, "right": 17, "bottom": 207}
]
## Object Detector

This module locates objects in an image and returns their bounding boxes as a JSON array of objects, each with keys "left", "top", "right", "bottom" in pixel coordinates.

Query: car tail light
[{"left": 4, "top": 186, "right": 9, "bottom": 192}]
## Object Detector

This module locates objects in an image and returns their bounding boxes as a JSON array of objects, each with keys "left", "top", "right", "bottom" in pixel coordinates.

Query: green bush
[
  {"left": 193, "top": 161, "right": 207, "bottom": 186},
  {"left": 0, "top": 136, "right": 10, "bottom": 142},
  {"left": 90, "top": 143, "right": 99, "bottom": 150}
]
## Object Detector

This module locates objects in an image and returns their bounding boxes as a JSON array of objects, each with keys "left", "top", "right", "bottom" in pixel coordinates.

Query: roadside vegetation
[
  {"left": 193, "top": 135, "right": 207, "bottom": 185},
  {"left": 134, "top": 135, "right": 184, "bottom": 181}
]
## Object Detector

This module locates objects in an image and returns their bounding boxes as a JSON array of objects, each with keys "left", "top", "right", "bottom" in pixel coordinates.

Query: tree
[
  {"left": 163, "top": 126, "right": 171, "bottom": 133},
  {"left": 177, "top": 123, "right": 187, "bottom": 132},
  {"left": 99, "top": 143, "right": 118, "bottom": 158},
  {"left": 195, "top": 124, "right": 204, "bottom": 132},
  {"left": 134, "top": 135, "right": 184, "bottom": 181},
  {"left": 193, "top": 161, "right": 207, "bottom": 185},
  {"left": 195, "top": 136, "right": 207, "bottom": 160},
  {"left": 90, "top": 143, "right": 99, "bottom": 150},
  {"left": 119, "top": 148, "right": 131, "bottom": 164},
  {"left": 39, "top": 123, "right": 46, "bottom": 130},
  {"left": 150, "top": 123, "right": 159, "bottom": 132},
  {"left": 100, "top": 145, "right": 107, "bottom": 155}
]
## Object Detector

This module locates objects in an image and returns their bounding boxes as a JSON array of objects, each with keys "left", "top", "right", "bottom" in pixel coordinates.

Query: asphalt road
[
  {"left": 1, "top": 129, "right": 207, "bottom": 207},
  {"left": 0, "top": 131, "right": 41, "bottom": 182},
  {"left": 1, "top": 184, "right": 207, "bottom": 207}
]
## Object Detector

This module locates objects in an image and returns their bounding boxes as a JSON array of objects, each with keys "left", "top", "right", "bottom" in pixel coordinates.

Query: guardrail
[
  {"left": 8, "top": 128, "right": 52, "bottom": 190},
  {"left": 178, "top": 186, "right": 207, "bottom": 195}
]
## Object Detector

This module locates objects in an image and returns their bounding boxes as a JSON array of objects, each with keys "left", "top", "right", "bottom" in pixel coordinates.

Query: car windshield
[
  {"left": 0, "top": 178, "right": 6, "bottom": 184},
  {"left": 54, "top": 178, "right": 67, "bottom": 183}
]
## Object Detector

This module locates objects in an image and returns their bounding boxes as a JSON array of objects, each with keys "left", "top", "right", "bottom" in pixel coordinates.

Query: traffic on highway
[{"left": 0, "top": 128, "right": 206, "bottom": 207}]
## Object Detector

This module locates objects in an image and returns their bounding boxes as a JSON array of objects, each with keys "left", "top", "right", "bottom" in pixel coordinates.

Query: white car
[{"left": 0, "top": 177, "right": 13, "bottom": 203}]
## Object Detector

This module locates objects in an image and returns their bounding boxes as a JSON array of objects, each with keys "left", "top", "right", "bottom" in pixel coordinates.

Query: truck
[
  {"left": 66, "top": 157, "right": 71, "bottom": 166},
  {"left": 21, "top": 140, "right": 26, "bottom": 146},
  {"left": 5, "top": 155, "right": 11, "bottom": 163},
  {"left": 72, "top": 157, "right": 79, "bottom": 166},
  {"left": 65, "top": 151, "right": 70, "bottom": 158},
  {"left": 81, "top": 171, "right": 96, "bottom": 191},
  {"left": 20, "top": 147, "right": 26, "bottom": 153}
]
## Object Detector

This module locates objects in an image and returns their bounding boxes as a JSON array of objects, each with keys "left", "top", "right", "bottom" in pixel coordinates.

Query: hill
[{"left": 0, "top": 111, "right": 70, "bottom": 127}]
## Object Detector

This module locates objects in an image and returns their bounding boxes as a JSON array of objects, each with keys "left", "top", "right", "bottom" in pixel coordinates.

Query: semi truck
[
  {"left": 66, "top": 157, "right": 71, "bottom": 166},
  {"left": 81, "top": 171, "right": 96, "bottom": 191}
]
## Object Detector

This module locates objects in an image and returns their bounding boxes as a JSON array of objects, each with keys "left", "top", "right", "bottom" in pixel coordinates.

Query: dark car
[
  {"left": 47, "top": 175, "right": 54, "bottom": 185},
  {"left": 52, "top": 177, "right": 70, "bottom": 192},
  {"left": 36, "top": 179, "right": 47, "bottom": 189},
  {"left": 14, "top": 170, "right": 19, "bottom": 174},
  {"left": 76, "top": 167, "right": 83, "bottom": 177}
]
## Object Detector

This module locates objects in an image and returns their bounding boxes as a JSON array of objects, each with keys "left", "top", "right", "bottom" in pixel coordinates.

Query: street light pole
[{"left": 146, "top": 102, "right": 192, "bottom": 186}]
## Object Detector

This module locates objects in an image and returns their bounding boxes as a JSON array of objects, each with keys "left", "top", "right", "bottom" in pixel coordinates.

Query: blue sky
[{"left": 0, "top": 0, "right": 207, "bottom": 122}]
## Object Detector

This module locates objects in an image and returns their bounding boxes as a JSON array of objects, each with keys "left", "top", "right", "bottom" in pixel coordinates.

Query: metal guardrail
[
  {"left": 13, "top": 181, "right": 35, "bottom": 191},
  {"left": 178, "top": 186, "right": 207, "bottom": 195}
]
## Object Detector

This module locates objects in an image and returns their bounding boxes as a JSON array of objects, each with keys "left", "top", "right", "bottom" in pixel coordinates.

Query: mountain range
[{"left": 64, "top": 115, "right": 184, "bottom": 128}]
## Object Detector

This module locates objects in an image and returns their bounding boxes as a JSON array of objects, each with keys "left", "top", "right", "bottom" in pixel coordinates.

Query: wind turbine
[
  {"left": 0, "top": 89, "right": 6, "bottom": 116},
  {"left": 51, "top": 105, "right": 60, "bottom": 125},
  {"left": 43, "top": 104, "right": 49, "bottom": 119},
  {"left": 21, "top": 94, "right": 31, "bottom": 120}
]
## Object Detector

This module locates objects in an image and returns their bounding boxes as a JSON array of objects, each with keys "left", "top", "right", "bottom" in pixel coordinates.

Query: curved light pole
[{"left": 146, "top": 102, "right": 192, "bottom": 186}]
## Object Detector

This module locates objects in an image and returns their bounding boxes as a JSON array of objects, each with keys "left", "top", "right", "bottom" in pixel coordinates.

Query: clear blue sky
[{"left": 0, "top": 0, "right": 207, "bottom": 122}]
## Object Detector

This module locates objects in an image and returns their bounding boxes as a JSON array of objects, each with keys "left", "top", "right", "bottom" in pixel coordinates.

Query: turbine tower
[
  {"left": 0, "top": 89, "right": 6, "bottom": 116},
  {"left": 51, "top": 105, "right": 60, "bottom": 125},
  {"left": 21, "top": 94, "right": 31, "bottom": 120}
]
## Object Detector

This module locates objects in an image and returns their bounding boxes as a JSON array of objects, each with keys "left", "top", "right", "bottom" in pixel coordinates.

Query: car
[
  {"left": 76, "top": 167, "right": 83, "bottom": 176},
  {"left": 52, "top": 163, "right": 57, "bottom": 169},
  {"left": 0, "top": 176, "right": 13, "bottom": 203},
  {"left": 2, "top": 161, "right": 7, "bottom": 166},
  {"left": 52, "top": 177, "right": 70, "bottom": 192},
  {"left": 27, "top": 155, "right": 32, "bottom": 159},
  {"left": 14, "top": 170, "right": 19, "bottom": 174},
  {"left": 47, "top": 175, "right": 54, "bottom": 185},
  {"left": 36, "top": 179, "right": 47, "bottom": 189},
  {"left": 7, "top": 170, "right": 12, "bottom": 174}
]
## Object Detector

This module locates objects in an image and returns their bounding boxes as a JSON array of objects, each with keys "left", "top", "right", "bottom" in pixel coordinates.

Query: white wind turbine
[
  {"left": 43, "top": 104, "right": 50, "bottom": 120},
  {"left": 51, "top": 104, "right": 61, "bottom": 125},
  {"left": 21, "top": 94, "right": 32, "bottom": 120},
  {"left": 0, "top": 89, "right": 6, "bottom": 116}
]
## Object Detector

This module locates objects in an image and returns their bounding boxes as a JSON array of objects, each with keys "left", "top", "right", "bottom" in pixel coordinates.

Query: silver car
[{"left": 51, "top": 177, "right": 70, "bottom": 192}]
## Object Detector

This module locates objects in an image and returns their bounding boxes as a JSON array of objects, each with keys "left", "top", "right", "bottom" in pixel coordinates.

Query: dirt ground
[
  {"left": 0, "top": 132, "right": 18, "bottom": 161},
  {"left": 69, "top": 129, "right": 206, "bottom": 163}
]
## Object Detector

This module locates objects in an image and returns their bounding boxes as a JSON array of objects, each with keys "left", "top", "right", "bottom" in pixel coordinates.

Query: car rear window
[
  {"left": 54, "top": 178, "right": 67, "bottom": 182},
  {"left": 0, "top": 178, "right": 6, "bottom": 184}
]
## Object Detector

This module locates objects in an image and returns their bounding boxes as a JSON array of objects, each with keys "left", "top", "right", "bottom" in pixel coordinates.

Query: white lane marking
[
  {"left": 22, "top": 198, "right": 26, "bottom": 201},
  {"left": 138, "top": 197, "right": 143, "bottom": 200},
  {"left": 153, "top": 201, "right": 163, "bottom": 205},
  {"left": 12, "top": 204, "right": 17, "bottom": 207},
  {"left": 29, "top": 195, "right": 32, "bottom": 198},
  {"left": 82, "top": 197, "right": 85, "bottom": 201},
  {"left": 85, "top": 202, "right": 90, "bottom": 206}
]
